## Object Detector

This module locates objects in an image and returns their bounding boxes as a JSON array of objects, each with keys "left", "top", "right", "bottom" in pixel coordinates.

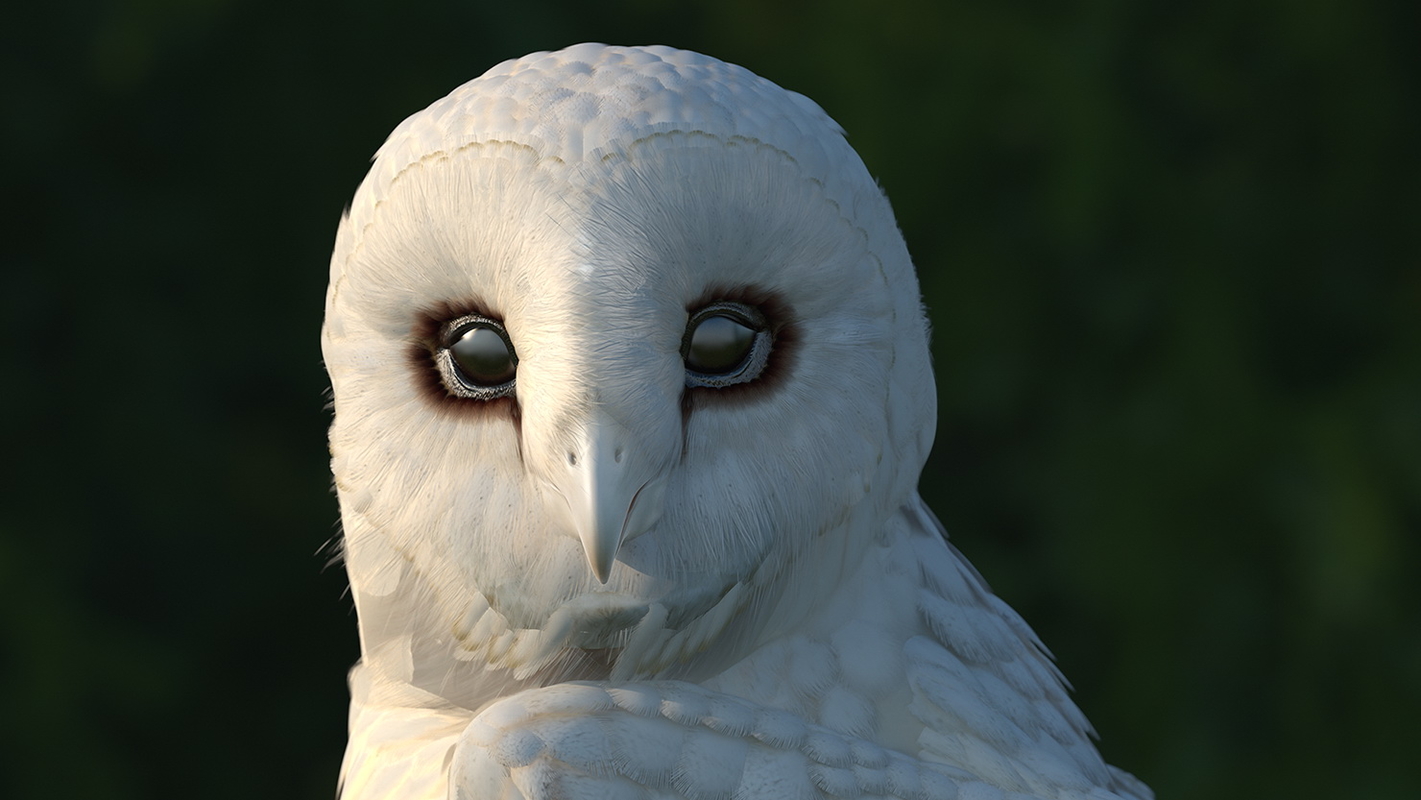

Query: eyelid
[
  {"left": 683, "top": 300, "right": 772, "bottom": 389},
  {"left": 682, "top": 302, "right": 765, "bottom": 356},
  {"left": 443, "top": 313, "right": 510, "bottom": 346},
  {"left": 688, "top": 301, "right": 764, "bottom": 331},
  {"left": 435, "top": 313, "right": 518, "bottom": 400}
]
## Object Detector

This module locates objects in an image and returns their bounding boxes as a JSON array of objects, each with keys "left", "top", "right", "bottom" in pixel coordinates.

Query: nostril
[
  {"left": 567, "top": 451, "right": 578, "bottom": 466},
  {"left": 614, "top": 447, "right": 623, "bottom": 463}
]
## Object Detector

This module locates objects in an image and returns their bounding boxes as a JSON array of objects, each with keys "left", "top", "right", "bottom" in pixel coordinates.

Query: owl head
[{"left": 324, "top": 44, "right": 936, "bottom": 687}]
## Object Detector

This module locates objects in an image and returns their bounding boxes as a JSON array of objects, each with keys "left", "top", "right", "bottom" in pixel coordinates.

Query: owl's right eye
[{"left": 436, "top": 315, "right": 518, "bottom": 400}]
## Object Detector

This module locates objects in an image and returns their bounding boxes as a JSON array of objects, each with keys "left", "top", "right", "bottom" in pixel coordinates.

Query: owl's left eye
[
  {"left": 436, "top": 315, "right": 517, "bottom": 400},
  {"left": 683, "top": 302, "right": 771, "bottom": 388}
]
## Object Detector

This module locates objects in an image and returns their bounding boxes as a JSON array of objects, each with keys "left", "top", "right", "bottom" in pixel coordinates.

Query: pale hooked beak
[{"left": 544, "top": 415, "right": 668, "bottom": 583}]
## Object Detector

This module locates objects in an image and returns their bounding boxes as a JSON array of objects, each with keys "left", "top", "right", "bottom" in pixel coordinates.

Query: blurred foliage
[{"left": 2, "top": 1, "right": 1417, "bottom": 798}]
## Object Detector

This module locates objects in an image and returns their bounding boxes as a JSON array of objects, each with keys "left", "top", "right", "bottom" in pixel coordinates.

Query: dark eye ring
[
  {"left": 682, "top": 302, "right": 770, "bottom": 388},
  {"left": 436, "top": 314, "right": 517, "bottom": 400}
]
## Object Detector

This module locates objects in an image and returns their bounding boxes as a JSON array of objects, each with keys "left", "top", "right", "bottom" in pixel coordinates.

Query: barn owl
[{"left": 323, "top": 43, "right": 1150, "bottom": 800}]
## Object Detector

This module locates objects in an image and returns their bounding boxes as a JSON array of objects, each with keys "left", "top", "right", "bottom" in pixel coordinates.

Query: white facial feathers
[
  {"left": 327, "top": 43, "right": 1150, "bottom": 800},
  {"left": 326, "top": 44, "right": 934, "bottom": 660}
]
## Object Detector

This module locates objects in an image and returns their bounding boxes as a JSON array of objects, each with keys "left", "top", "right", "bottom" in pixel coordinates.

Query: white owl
[{"left": 323, "top": 43, "right": 1151, "bottom": 800}]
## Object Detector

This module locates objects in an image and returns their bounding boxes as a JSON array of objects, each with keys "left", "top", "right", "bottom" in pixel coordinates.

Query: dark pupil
[
  {"left": 450, "top": 326, "right": 515, "bottom": 386},
  {"left": 687, "top": 315, "right": 755, "bottom": 374}
]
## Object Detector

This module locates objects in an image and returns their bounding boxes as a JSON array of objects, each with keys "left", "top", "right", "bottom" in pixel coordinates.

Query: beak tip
[
  {"left": 588, "top": 557, "right": 611, "bottom": 582},
  {"left": 583, "top": 536, "right": 619, "bottom": 584}
]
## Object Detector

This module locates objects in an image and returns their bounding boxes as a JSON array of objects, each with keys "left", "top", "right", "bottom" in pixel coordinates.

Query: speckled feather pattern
[
  {"left": 342, "top": 43, "right": 855, "bottom": 263},
  {"left": 324, "top": 44, "right": 1150, "bottom": 800}
]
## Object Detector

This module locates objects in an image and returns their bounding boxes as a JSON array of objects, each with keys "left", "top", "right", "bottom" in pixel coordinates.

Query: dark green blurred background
[{"left": 4, "top": 1, "right": 1417, "bottom": 798}]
